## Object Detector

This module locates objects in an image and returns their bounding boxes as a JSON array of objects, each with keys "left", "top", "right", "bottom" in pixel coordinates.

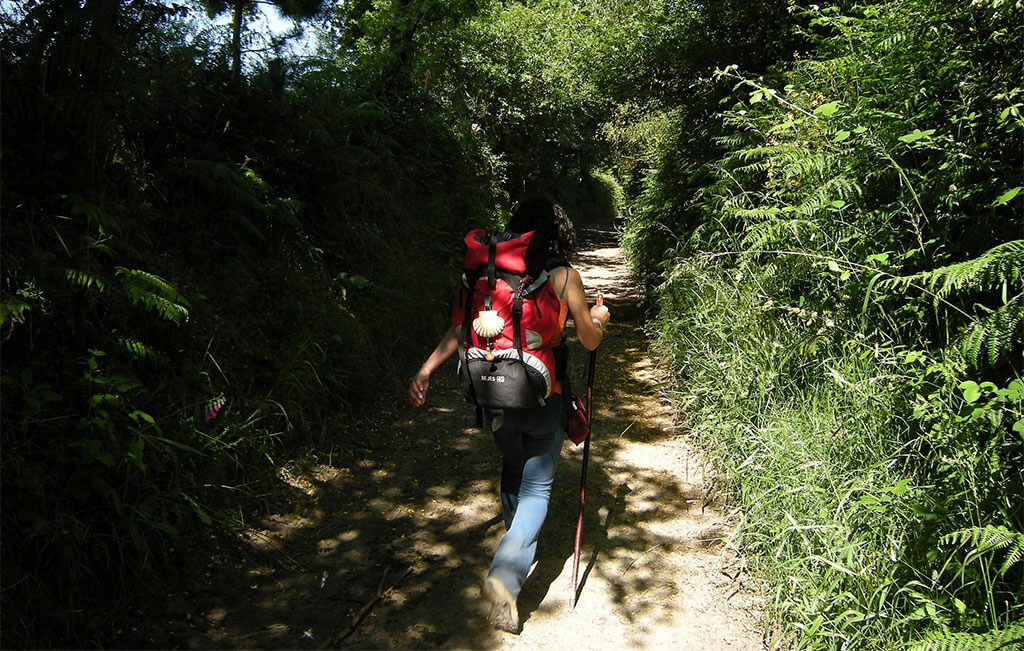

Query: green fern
[
  {"left": 907, "top": 623, "right": 1024, "bottom": 651},
  {"left": 741, "top": 218, "right": 819, "bottom": 251},
  {"left": 169, "top": 158, "right": 270, "bottom": 216},
  {"left": 118, "top": 337, "right": 167, "bottom": 364},
  {"left": 959, "top": 294, "right": 1023, "bottom": 367},
  {"left": 882, "top": 240, "right": 1024, "bottom": 366},
  {"left": 942, "top": 525, "right": 1024, "bottom": 577},
  {"left": 781, "top": 152, "right": 832, "bottom": 181},
  {"left": 65, "top": 269, "right": 107, "bottom": 293},
  {"left": 790, "top": 177, "right": 859, "bottom": 217},
  {"left": 115, "top": 268, "right": 189, "bottom": 325},
  {"left": 883, "top": 240, "right": 1024, "bottom": 298},
  {"left": 0, "top": 296, "right": 31, "bottom": 327}
]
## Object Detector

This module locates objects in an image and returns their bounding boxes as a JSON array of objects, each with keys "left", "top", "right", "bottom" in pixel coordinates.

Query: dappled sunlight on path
[{"left": 159, "top": 220, "right": 764, "bottom": 650}]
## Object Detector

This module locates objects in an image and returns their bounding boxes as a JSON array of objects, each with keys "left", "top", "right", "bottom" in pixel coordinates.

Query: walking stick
[{"left": 571, "top": 296, "right": 601, "bottom": 608}]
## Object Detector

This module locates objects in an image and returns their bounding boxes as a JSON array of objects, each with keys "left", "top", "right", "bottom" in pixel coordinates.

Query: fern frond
[
  {"left": 728, "top": 206, "right": 785, "bottom": 221},
  {"left": 883, "top": 240, "right": 1024, "bottom": 298},
  {"left": 714, "top": 132, "right": 751, "bottom": 148},
  {"left": 118, "top": 337, "right": 168, "bottom": 364},
  {"left": 115, "top": 268, "right": 190, "bottom": 324},
  {"left": 0, "top": 297, "right": 31, "bottom": 326},
  {"left": 801, "top": 54, "right": 861, "bottom": 78},
  {"left": 64, "top": 195, "right": 121, "bottom": 231},
  {"left": 942, "top": 524, "right": 1021, "bottom": 552},
  {"left": 782, "top": 153, "right": 832, "bottom": 181},
  {"left": 728, "top": 144, "right": 800, "bottom": 164},
  {"left": 958, "top": 293, "right": 1022, "bottom": 367},
  {"left": 65, "top": 269, "right": 107, "bottom": 292},
  {"left": 942, "top": 524, "right": 1024, "bottom": 576},
  {"left": 880, "top": 30, "right": 909, "bottom": 52},
  {"left": 741, "top": 218, "right": 818, "bottom": 251},
  {"left": 1001, "top": 536, "right": 1024, "bottom": 576},
  {"left": 115, "top": 268, "right": 188, "bottom": 304},
  {"left": 908, "top": 623, "right": 1024, "bottom": 651},
  {"left": 881, "top": 241, "right": 1024, "bottom": 366},
  {"left": 732, "top": 160, "right": 773, "bottom": 175},
  {"left": 792, "top": 177, "right": 860, "bottom": 217},
  {"left": 168, "top": 158, "right": 270, "bottom": 216}
]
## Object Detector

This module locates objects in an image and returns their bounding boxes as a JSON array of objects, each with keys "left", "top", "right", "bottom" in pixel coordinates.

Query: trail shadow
[{"left": 146, "top": 220, "right": 723, "bottom": 650}]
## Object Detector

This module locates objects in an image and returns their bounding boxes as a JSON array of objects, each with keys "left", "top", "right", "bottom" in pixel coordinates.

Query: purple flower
[{"left": 204, "top": 398, "right": 225, "bottom": 422}]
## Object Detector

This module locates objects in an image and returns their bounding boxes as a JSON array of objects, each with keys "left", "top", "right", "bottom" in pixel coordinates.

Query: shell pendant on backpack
[
  {"left": 473, "top": 310, "right": 504, "bottom": 361},
  {"left": 473, "top": 310, "right": 505, "bottom": 338}
]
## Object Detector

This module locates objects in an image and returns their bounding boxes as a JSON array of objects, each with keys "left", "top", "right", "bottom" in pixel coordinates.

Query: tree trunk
[
  {"left": 231, "top": 0, "right": 244, "bottom": 78},
  {"left": 374, "top": 0, "right": 425, "bottom": 95}
]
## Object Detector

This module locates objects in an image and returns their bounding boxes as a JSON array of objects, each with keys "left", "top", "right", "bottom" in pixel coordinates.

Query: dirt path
[{"left": 160, "top": 222, "right": 764, "bottom": 649}]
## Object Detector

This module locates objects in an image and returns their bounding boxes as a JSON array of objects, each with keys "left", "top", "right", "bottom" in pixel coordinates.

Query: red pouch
[{"left": 566, "top": 393, "right": 590, "bottom": 445}]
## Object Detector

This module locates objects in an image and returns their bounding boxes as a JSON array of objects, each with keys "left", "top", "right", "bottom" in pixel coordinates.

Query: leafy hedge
[
  {"left": 0, "top": 2, "right": 499, "bottom": 645},
  {"left": 624, "top": 0, "right": 1023, "bottom": 646}
]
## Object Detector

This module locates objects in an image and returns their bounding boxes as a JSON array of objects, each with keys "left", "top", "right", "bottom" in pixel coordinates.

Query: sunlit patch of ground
[{"left": 148, "top": 220, "right": 764, "bottom": 650}]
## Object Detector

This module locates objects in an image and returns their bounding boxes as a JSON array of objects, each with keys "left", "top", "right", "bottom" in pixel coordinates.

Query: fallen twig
[
  {"left": 621, "top": 543, "right": 664, "bottom": 575},
  {"left": 322, "top": 565, "right": 413, "bottom": 648}
]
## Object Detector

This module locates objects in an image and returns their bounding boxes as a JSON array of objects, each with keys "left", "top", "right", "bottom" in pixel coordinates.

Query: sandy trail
[{"left": 161, "top": 221, "right": 764, "bottom": 650}]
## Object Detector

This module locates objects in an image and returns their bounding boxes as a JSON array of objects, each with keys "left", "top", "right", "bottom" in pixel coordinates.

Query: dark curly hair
[{"left": 507, "top": 196, "right": 577, "bottom": 264}]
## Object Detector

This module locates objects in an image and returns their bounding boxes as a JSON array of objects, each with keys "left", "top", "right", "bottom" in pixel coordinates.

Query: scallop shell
[{"left": 473, "top": 310, "right": 505, "bottom": 338}]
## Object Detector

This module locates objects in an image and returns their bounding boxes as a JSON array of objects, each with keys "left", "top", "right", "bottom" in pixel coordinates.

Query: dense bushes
[
  {"left": 0, "top": 2, "right": 499, "bottom": 644},
  {"left": 4, "top": 0, "right": 1021, "bottom": 646},
  {"left": 625, "top": 0, "right": 1023, "bottom": 646}
]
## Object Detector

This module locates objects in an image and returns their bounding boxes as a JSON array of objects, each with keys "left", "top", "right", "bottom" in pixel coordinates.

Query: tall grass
[
  {"left": 651, "top": 258, "right": 1022, "bottom": 647},
  {"left": 627, "top": 5, "right": 1024, "bottom": 640}
]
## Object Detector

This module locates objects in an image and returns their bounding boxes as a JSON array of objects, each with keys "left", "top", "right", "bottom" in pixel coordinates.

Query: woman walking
[{"left": 407, "top": 197, "right": 610, "bottom": 632}]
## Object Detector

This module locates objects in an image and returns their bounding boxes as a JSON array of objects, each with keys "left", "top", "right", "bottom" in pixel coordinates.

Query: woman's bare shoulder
[
  {"left": 547, "top": 265, "right": 582, "bottom": 299},
  {"left": 547, "top": 265, "right": 580, "bottom": 282}
]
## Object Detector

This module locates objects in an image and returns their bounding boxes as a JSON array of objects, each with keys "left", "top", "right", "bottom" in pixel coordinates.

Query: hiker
[{"left": 407, "top": 197, "right": 610, "bottom": 633}]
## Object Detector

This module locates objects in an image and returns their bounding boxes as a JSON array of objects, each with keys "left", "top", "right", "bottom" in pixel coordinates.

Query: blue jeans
[{"left": 487, "top": 395, "right": 564, "bottom": 597}]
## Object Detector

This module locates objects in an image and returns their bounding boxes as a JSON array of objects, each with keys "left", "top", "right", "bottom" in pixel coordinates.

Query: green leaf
[
  {"left": 150, "top": 435, "right": 203, "bottom": 456},
  {"left": 814, "top": 101, "right": 840, "bottom": 117},
  {"left": 128, "top": 410, "right": 156, "bottom": 424},
  {"left": 903, "top": 350, "right": 924, "bottom": 363},
  {"left": 959, "top": 380, "right": 981, "bottom": 404},
  {"left": 127, "top": 436, "right": 146, "bottom": 472},
  {"left": 1005, "top": 380, "right": 1024, "bottom": 400},
  {"left": 182, "top": 493, "right": 212, "bottom": 525},
  {"left": 826, "top": 365, "right": 850, "bottom": 386},
  {"left": 83, "top": 439, "right": 115, "bottom": 466},
  {"left": 90, "top": 393, "right": 118, "bottom": 407},
  {"left": 884, "top": 479, "right": 910, "bottom": 495},
  {"left": 830, "top": 200, "right": 846, "bottom": 209},
  {"left": 992, "top": 186, "right": 1022, "bottom": 207},
  {"left": 833, "top": 130, "right": 851, "bottom": 142},
  {"left": 898, "top": 128, "right": 935, "bottom": 143}
]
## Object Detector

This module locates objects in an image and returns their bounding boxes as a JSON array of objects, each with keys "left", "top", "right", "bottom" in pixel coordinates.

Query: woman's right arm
[
  {"left": 409, "top": 326, "right": 459, "bottom": 406},
  {"left": 558, "top": 267, "right": 610, "bottom": 351}
]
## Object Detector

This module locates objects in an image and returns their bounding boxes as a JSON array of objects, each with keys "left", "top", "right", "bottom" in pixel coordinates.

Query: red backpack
[{"left": 452, "top": 229, "right": 564, "bottom": 410}]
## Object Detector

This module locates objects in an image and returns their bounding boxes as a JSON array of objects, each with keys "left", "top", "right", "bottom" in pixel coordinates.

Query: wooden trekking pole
[{"left": 571, "top": 295, "right": 601, "bottom": 608}]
